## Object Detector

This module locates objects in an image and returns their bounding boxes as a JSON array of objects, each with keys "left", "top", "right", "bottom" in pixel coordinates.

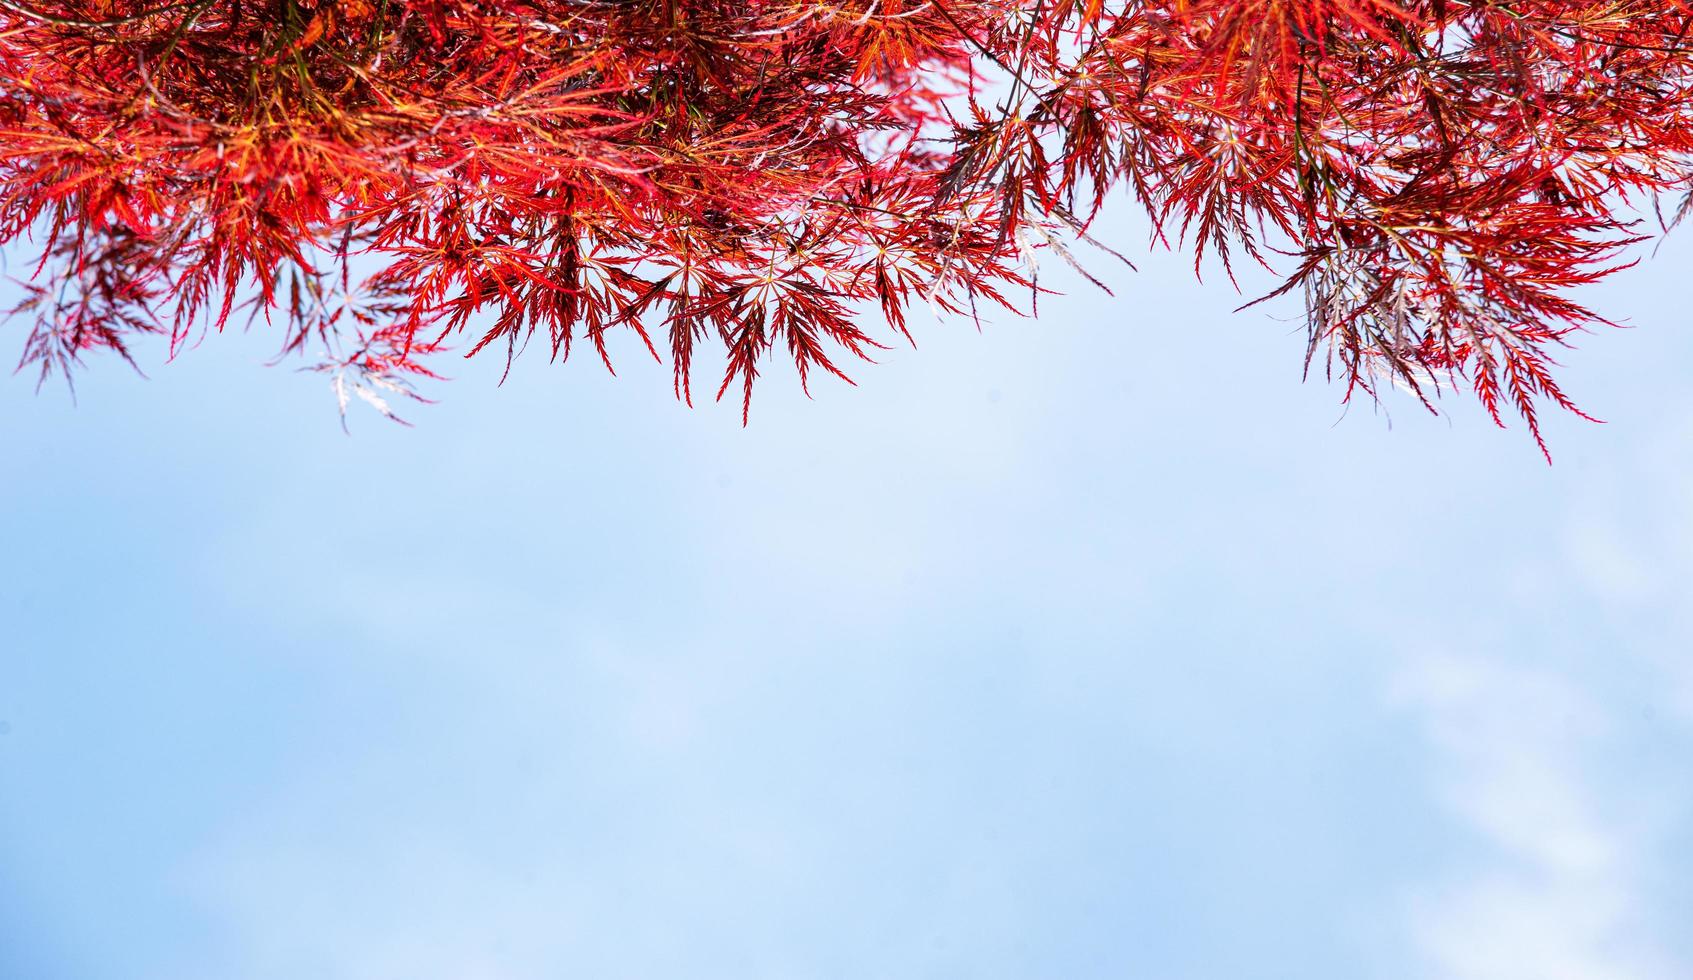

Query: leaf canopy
[{"left": 4, "top": 0, "right": 1691, "bottom": 456}]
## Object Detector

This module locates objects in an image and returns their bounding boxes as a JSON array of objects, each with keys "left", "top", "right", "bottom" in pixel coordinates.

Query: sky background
[{"left": 2, "top": 210, "right": 1691, "bottom": 980}]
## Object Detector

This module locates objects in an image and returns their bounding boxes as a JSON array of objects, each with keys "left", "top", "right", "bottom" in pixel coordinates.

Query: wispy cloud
[{"left": 1393, "top": 653, "right": 1681, "bottom": 980}]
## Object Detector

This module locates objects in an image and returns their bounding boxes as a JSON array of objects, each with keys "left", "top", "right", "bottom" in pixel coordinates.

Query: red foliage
[{"left": 3, "top": 0, "right": 1690, "bottom": 455}]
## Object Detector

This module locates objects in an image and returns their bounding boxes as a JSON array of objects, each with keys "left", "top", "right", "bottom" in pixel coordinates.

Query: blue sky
[{"left": 2, "top": 215, "right": 1691, "bottom": 980}]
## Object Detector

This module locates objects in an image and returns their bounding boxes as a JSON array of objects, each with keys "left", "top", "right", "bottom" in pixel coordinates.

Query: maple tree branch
[{"left": 0, "top": 0, "right": 201, "bottom": 28}]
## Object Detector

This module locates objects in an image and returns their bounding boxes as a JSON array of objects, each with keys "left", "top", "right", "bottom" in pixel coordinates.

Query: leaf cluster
[{"left": 4, "top": 0, "right": 1690, "bottom": 453}]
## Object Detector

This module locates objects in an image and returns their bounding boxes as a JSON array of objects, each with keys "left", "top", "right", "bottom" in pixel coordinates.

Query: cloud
[
  {"left": 1560, "top": 413, "right": 1693, "bottom": 722},
  {"left": 1393, "top": 653, "right": 1681, "bottom": 980}
]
